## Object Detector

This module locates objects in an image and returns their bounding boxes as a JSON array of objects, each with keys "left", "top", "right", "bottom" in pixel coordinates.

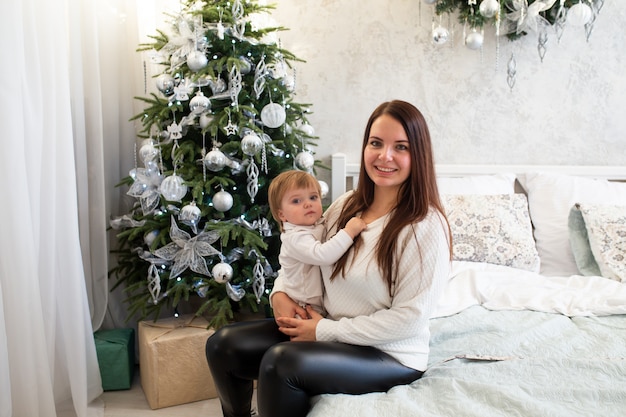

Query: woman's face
[{"left": 363, "top": 114, "right": 412, "bottom": 191}]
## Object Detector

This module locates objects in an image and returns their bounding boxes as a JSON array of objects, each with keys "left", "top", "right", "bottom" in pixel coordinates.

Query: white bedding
[
  {"left": 307, "top": 263, "right": 626, "bottom": 417},
  {"left": 435, "top": 261, "right": 626, "bottom": 318}
]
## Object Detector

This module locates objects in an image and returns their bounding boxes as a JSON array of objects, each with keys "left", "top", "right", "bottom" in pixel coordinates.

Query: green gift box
[{"left": 94, "top": 328, "right": 135, "bottom": 391}]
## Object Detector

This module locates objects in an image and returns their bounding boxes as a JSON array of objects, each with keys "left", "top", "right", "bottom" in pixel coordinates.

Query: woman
[{"left": 205, "top": 100, "right": 452, "bottom": 417}]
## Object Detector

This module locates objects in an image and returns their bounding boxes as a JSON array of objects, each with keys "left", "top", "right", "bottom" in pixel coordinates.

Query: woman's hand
[
  {"left": 271, "top": 291, "right": 308, "bottom": 320},
  {"left": 276, "top": 306, "right": 323, "bottom": 341}
]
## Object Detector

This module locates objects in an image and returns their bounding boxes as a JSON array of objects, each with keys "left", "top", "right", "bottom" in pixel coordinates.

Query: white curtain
[{"left": 0, "top": 0, "right": 148, "bottom": 415}]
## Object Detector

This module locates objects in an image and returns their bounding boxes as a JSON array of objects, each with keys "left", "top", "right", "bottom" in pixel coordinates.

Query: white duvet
[{"left": 434, "top": 261, "right": 626, "bottom": 318}]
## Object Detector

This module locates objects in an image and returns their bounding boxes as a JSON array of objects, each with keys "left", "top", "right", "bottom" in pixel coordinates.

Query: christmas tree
[{"left": 110, "top": 0, "right": 322, "bottom": 329}]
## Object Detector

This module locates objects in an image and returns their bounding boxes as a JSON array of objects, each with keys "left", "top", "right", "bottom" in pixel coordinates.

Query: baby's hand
[{"left": 345, "top": 216, "right": 367, "bottom": 239}]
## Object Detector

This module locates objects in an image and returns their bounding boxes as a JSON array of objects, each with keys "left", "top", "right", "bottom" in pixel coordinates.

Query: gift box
[
  {"left": 138, "top": 315, "right": 216, "bottom": 409},
  {"left": 94, "top": 328, "right": 135, "bottom": 391}
]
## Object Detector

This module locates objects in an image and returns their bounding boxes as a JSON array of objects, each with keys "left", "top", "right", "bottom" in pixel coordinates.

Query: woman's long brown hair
[{"left": 330, "top": 100, "right": 452, "bottom": 293}]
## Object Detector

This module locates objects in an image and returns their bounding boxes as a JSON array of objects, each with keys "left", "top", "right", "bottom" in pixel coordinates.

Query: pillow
[
  {"left": 568, "top": 206, "right": 602, "bottom": 276},
  {"left": 443, "top": 194, "right": 540, "bottom": 272},
  {"left": 437, "top": 173, "right": 516, "bottom": 195},
  {"left": 518, "top": 172, "right": 626, "bottom": 276},
  {"left": 572, "top": 203, "right": 626, "bottom": 283}
]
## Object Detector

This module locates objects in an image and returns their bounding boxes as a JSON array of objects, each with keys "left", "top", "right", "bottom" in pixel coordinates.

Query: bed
[{"left": 308, "top": 154, "right": 626, "bottom": 417}]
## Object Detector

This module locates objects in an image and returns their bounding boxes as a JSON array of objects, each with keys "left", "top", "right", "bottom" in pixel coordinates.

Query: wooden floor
[{"left": 99, "top": 368, "right": 257, "bottom": 417}]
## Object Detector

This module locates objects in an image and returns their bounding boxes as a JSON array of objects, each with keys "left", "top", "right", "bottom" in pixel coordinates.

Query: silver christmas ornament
[
  {"left": 260, "top": 102, "right": 286, "bottom": 128},
  {"left": 479, "top": 0, "right": 500, "bottom": 18},
  {"left": 295, "top": 152, "right": 315, "bottom": 171},
  {"left": 465, "top": 30, "right": 484, "bottom": 50},
  {"left": 241, "top": 133, "right": 263, "bottom": 156},
  {"left": 299, "top": 123, "right": 315, "bottom": 136},
  {"left": 567, "top": 3, "right": 593, "bottom": 27},
  {"left": 318, "top": 180, "right": 329, "bottom": 198},
  {"left": 159, "top": 174, "right": 188, "bottom": 202},
  {"left": 187, "top": 50, "right": 208, "bottom": 72},
  {"left": 144, "top": 229, "right": 160, "bottom": 247},
  {"left": 239, "top": 56, "right": 253, "bottom": 74},
  {"left": 212, "top": 190, "right": 234, "bottom": 212},
  {"left": 204, "top": 148, "right": 227, "bottom": 171},
  {"left": 199, "top": 113, "right": 213, "bottom": 130},
  {"left": 139, "top": 140, "right": 159, "bottom": 163},
  {"left": 179, "top": 201, "right": 201, "bottom": 225},
  {"left": 189, "top": 91, "right": 211, "bottom": 114},
  {"left": 432, "top": 26, "right": 450, "bottom": 45},
  {"left": 212, "top": 262, "right": 234, "bottom": 283},
  {"left": 156, "top": 74, "right": 175, "bottom": 96}
]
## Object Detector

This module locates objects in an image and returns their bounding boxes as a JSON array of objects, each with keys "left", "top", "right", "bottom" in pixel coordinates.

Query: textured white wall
[{"left": 270, "top": 1, "right": 626, "bottom": 174}]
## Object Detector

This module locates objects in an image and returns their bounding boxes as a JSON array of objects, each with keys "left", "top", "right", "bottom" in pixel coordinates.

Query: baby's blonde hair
[{"left": 268, "top": 170, "right": 321, "bottom": 232}]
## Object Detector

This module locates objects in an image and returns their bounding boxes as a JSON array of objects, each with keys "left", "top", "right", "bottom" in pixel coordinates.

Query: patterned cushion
[
  {"left": 443, "top": 194, "right": 540, "bottom": 272},
  {"left": 574, "top": 203, "right": 626, "bottom": 283}
]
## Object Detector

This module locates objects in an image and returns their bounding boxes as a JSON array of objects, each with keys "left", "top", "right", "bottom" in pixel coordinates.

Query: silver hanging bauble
[
  {"left": 567, "top": 3, "right": 593, "bottom": 26},
  {"left": 209, "top": 77, "right": 227, "bottom": 94},
  {"left": 212, "top": 190, "right": 234, "bottom": 212},
  {"left": 144, "top": 229, "right": 160, "bottom": 247},
  {"left": 239, "top": 56, "right": 253, "bottom": 74},
  {"left": 156, "top": 74, "right": 175, "bottom": 96},
  {"left": 241, "top": 133, "right": 263, "bottom": 156},
  {"left": 204, "top": 148, "right": 227, "bottom": 171},
  {"left": 189, "top": 91, "right": 211, "bottom": 115},
  {"left": 465, "top": 30, "right": 484, "bottom": 50},
  {"left": 295, "top": 152, "right": 315, "bottom": 171},
  {"left": 212, "top": 262, "right": 234, "bottom": 283},
  {"left": 159, "top": 174, "right": 188, "bottom": 202},
  {"left": 479, "top": 0, "right": 500, "bottom": 18},
  {"left": 299, "top": 123, "right": 315, "bottom": 136},
  {"left": 179, "top": 201, "right": 201, "bottom": 226},
  {"left": 318, "top": 180, "right": 329, "bottom": 198},
  {"left": 260, "top": 102, "right": 286, "bottom": 128},
  {"left": 226, "top": 282, "right": 245, "bottom": 301},
  {"left": 139, "top": 139, "right": 159, "bottom": 163},
  {"left": 432, "top": 26, "right": 450, "bottom": 45},
  {"left": 199, "top": 113, "right": 213, "bottom": 130},
  {"left": 187, "top": 50, "right": 208, "bottom": 72}
]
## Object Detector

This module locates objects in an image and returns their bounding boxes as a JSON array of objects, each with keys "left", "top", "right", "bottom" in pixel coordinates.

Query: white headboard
[{"left": 331, "top": 152, "right": 626, "bottom": 202}]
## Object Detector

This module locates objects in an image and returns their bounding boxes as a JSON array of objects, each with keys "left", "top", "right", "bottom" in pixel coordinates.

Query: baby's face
[{"left": 278, "top": 186, "right": 323, "bottom": 226}]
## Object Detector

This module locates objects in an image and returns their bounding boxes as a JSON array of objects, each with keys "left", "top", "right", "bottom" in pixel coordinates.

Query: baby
[{"left": 268, "top": 170, "right": 366, "bottom": 315}]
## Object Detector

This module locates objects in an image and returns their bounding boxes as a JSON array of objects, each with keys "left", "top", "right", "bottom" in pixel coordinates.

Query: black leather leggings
[{"left": 205, "top": 318, "right": 423, "bottom": 417}]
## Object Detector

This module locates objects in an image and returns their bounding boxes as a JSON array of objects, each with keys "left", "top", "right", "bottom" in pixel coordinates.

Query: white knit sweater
[{"left": 272, "top": 191, "right": 451, "bottom": 371}]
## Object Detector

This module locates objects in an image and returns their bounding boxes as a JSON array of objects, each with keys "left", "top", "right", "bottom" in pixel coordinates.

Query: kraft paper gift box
[
  {"left": 93, "top": 328, "right": 135, "bottom": 391},
  {"left": 138, "top": 315, "right": 216, "bottom": 409}
]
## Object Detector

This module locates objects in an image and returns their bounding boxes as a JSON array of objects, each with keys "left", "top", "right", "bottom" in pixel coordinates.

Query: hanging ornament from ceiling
[{"left": 425, "top": 0, "right": 605, "bottom": 88}]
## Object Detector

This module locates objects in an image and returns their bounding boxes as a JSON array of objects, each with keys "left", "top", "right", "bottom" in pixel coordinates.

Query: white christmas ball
[
  {"left": 159, "top": 174, "right": 188, "bottom": 202},
  {"left": 156, "top": 74, "right": 175, "bottom": 96},
  {"left": 239, "top": 56, "right": 253, "bottom": 74},
  {"left": 212, "top": 262, "right": 234, "bottom": 283},
  {"left": 210, "top": 77, "right": 227, "bottom": 94},
  {"left": 299, "top": 123, "right": 315, "bottom": 136},
  {"left": 144, "top": 229, "right": 160, "bottom": 247},
  {"left": 139, "top": 141, "right": 159, "bottom": 163},
  {"left": 212, "top": 190, "right": 234, "bottom": 212},
  {"left": 479, "top": 0, "right": 500, "bottom": 18},
  {"left": 318, "top": 180, "right": 329, "bottom": 198},
  {"left": 199, "top": 113, "right": 213, "bottom": 129},
  {"left": 179, "top": 202, "right": 201, "bottom": 225},
  {"left": 189, "top": 92, "right": 211, "bottom": 114},
  {"left": 241, "top": 133, "right": 263, "bottom": 156},
  {"left": 295, "top": 152, "right": 315, "bottom": 171},
  {"left": 187, "top": 50, "right": 208, "bottom": 72},
  {"left": 204, "top": 149, "right": 227, "bottom": 171},
  {"left": 282, "top": 74, "right": 296, "bottom": 91},
  {"left": 261, "top": 103, "right": 287, "bottom": 128},
  {"left": 567, "top": 3, "right": 593, "bottom": 27},
  {"left": 465, "top": 31, "right": 484, "bottom": 50},
  {"left": 432, "top": 26, "right": 450, "bottom": 45}
]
